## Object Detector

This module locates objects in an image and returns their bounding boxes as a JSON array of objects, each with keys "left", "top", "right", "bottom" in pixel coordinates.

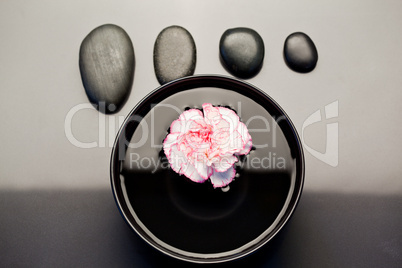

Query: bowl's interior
[{"left": 110, "top": 75, "right": 304, "bottom": 263}]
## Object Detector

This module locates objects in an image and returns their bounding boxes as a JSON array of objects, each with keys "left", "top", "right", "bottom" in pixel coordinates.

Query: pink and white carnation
[{"left": 163, "top": 103, "right": 252, "bottom": 188}]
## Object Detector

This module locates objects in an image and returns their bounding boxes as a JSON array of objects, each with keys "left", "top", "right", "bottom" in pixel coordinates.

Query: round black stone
[
  {"left": 283, "top": 32, "right": 318, "bottom": 73},
  {"left": 79, "top": 24, "right": 135, "bottom": 114},
  {"left": 219, "top": 27, "right": 265, "bottom": 79},
  {"left": 153, "top": 25, "right": 196, "bottom": 85}
]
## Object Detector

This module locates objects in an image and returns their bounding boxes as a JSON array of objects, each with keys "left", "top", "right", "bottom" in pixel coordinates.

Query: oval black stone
[
  {"left": 219, "top": 27, "right": 265, "bottom": 79},
  {"left": 153, "top": 26, "right": 196, "bottom": 85},
  {"left": 79, "top": 24, "right": 135, "bottom": 114},
  {"left": 283, "top": 32, "right": 318, "bottom": 73}
]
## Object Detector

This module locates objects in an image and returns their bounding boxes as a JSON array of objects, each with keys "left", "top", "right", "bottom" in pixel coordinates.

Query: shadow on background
[{"left": 0, "top": 190, "right": 400, "bottom": 267}]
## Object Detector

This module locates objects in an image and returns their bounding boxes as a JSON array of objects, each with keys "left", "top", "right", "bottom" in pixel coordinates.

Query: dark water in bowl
[{"left": 119, "top": 87, "right": 296, "bottom": 254}]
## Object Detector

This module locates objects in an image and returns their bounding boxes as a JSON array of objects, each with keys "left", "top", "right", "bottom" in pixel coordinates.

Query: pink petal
[
  {"left": 217, "top": 106, "right": 239, "bottom": 131},
  {"left": 182, "top": 162, "right": 207, "bottom": 183},
  {"left": 188, "top": 118, "right": 208, "bottom": 131},
  {"left": 211, "top": 129, "right": 230, "bottom": 148},
  {"left": 213, "top": 117, "right": 230, "bottom": 132},
  {"left": 171, "top": 117, "right": 205, "bottom": 134},
  {"left": 213, "top": 154, "right": 238, "bottom": 172},
  {"left": 210, "top": 166, "right": 236, "bottom": 188},
  {"left": 202, "top": 104, "right": 231, "bottom": 134},
  {"left": 202, "top": 103, "right": 220, "bottom": 122}
]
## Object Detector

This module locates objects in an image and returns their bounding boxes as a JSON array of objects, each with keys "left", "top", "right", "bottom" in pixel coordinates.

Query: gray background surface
[{"left": 0, "top": 0, "right": 401, "bottom": 267}]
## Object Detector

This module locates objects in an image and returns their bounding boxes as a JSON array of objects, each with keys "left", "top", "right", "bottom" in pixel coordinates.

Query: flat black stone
[
  {"left": 219, "top": 27, "right": 265, "bottom": 79},
  {"left": 79, "top": 24, "right": 135, "bottom": 114},
  {"left": 283, "top": 32, "right": 318, "bottom": 73},
  {"left": 153, "top": 26, "right": 196, "bottom": 85}
]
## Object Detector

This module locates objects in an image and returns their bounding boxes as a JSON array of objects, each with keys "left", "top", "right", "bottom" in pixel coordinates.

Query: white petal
[
  {"left": 236, "top": 121, "right": 250, "bottom": 139},
  {"left": 170, "top": 119, "right": 185, "bottom": 133},
  {"left": 229, "top": 130, "right": 245, "bottom": 152},
  {"left": 210, "top": 166, "right": 236, "bottom": 188},
  {"left": 168, "top": 145, "right": 186, "bottom": 174},
  {"left": 238, "top": 136, "right": 253, "bottom": 155},
  {"left": 213, "top": 155, "right": 238, "bottom": 172},
  {"left": 194, "top": 160, "right": 213, "bottom": 179},
  {"left": 163, "top": 133, "right": 179, "bottom": 157},
  {"left": 236, "top": 122, "right": 253, "bottom": 154},
  {"left": 179, "top": 109, "right": 203, "bottom": 121},
  {"left": 217, "top": 107, "right": 239, "bottom": 132},
  {"left": 182, "top": 162, "right": 207, "bottom": 183}
]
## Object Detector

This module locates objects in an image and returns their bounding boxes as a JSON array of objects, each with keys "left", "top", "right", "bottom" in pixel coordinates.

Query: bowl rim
[{"left": 110, "top": 74, "right": 305, "bottom": 264}]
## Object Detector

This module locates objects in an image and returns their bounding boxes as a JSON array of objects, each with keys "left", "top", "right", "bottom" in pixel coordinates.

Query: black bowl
[{"left": 110, "top": 75, "right": 304, "bottom": 263}]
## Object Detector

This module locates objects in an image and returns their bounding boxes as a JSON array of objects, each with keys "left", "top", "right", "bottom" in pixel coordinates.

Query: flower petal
[
  {"left": 202, "top": 103, "right": 220, "bottom": 122},
  {"left": 210, "top": 166, "right": 236, "bottom": 188},
  {"left": 171, "top": 117, "right": 205, "bottom": 134},
  {"left": 229, "top": 130, "right": 245, "bottom": 152},
  {"left": 179, "top": 109, "right": 203, "bottom": 121},
  {"left": 236, "top": 121, "right": 250, "bottom": 139},
  {"left": 163, "top": 133, "right": 179, "bottom": 157},
  {"left": 217, "top": 106, "right": 239, "bottom": 132},
  {"left": 182, "top": 162, "right": 207, "bottom": 183},
  {"left": 238, "top": 135, "right": 253, "bottom": 155},
  {"left": 236, "top": 122, "right": 253, "bottom": 154},
  {"left": 194, "top": 160, "right": 213, "bottom": 180},
  {"left": 188, "top": 118, "right": 208, "bottom": 131},
  {"left": 213, "top": 154, "right": 238, "bottom": 172},
  {"left": 168, "top": 144, "right": 186, "bottom": 174},
  {"left": 170, "top": 119, "right": 184, "bottom": 133}
]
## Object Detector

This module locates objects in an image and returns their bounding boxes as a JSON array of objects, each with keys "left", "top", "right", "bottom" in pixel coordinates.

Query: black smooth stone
[
  {"left": 283, "top": 32, "right": 318, "bottom": 73},
  {"left": 219, "top": 27, "right": 265, "bottom": 79},
  {"left": 79, "top": 24, "right": 135, "bottom": 114},
  {"left": 153, "top": 26, "right": 196, "bottom": 85}
]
